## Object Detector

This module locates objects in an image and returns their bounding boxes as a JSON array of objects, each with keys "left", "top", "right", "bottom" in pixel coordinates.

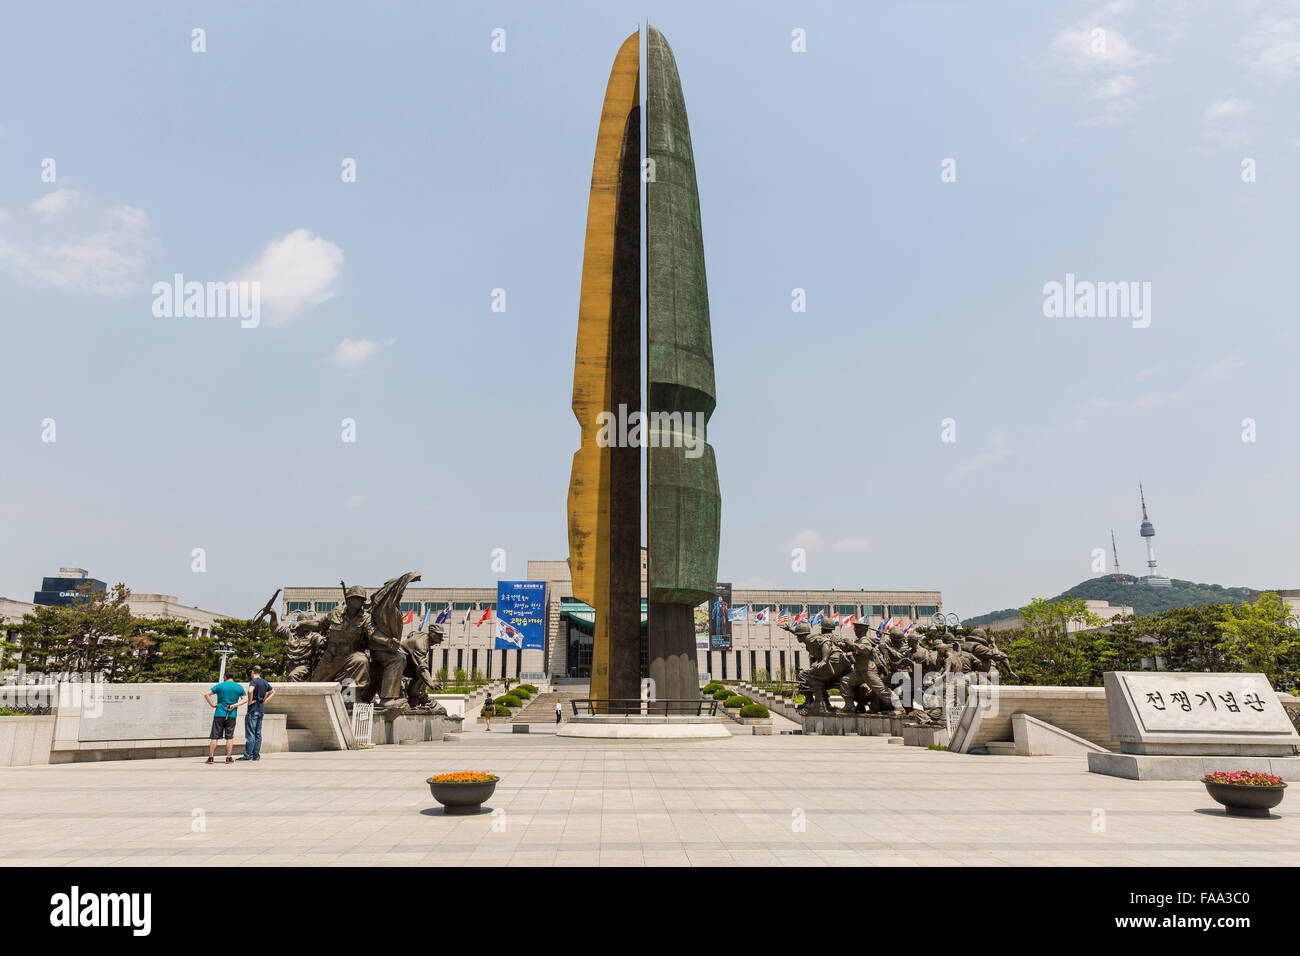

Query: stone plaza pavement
[{"left": 0, "top": 729, "right": 1296, "bottom": 867}]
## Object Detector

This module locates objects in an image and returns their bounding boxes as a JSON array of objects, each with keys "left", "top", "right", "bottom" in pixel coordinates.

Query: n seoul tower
[{"left": 1138, "top": 484, "right": 1171, "bottom": 586}]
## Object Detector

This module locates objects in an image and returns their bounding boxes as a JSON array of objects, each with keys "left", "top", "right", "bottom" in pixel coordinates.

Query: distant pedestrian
[
  {"left": 205, "top": 676, "right": 248, "bottom": 764},
  {"left": 555, "top": 700, "right": 562, "bottom": 725},
  {"left": 483, "top": 693, "right": 495, "bottom": 731},
  {"left": 237, "top": 666, "right": 275, "bottom": 762}
]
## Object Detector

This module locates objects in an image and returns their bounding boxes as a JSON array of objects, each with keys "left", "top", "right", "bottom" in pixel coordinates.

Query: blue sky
[{"left": 2, "top": 0, "right": 1298, "bottom": 620}]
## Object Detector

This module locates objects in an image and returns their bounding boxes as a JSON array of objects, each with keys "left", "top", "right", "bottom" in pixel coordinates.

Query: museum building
[{"left": 282, "top": 556, "right": 941, "bottom": 684}]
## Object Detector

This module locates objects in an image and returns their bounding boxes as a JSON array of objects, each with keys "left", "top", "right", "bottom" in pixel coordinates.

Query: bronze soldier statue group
[
  {"left": 261, "top": 571, "right": 451, "bottom": 716},
  {"left": 784, "top": 618, "right": 1012, "bottom": 721}
]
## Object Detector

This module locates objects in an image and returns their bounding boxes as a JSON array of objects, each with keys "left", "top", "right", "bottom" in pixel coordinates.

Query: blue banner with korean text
[{"left": 495, "top": 581, "right": 547, "bottom": 650}]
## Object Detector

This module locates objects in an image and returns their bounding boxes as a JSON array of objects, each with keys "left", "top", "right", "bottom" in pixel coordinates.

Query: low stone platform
[
  {"left": 1088, "top": 752, "right": 1300, "bottom": 780},
  {"left": 801, "top": 713, "right": 948, "bottom": 746},
  {"left": 372, "top": 713, "right": 462, "bottom": 745},
  {"left": 557, "top": 715, "right": 730, "bottom": 739}
]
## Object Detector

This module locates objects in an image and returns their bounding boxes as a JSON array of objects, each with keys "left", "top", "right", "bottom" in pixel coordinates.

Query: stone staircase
[{"left": 513, "top": 684, "right": 591, "bottom": 724}]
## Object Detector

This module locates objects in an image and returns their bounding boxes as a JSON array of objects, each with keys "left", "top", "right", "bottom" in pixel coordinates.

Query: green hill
[{"left": 965, "top": 575, "right": 1262, "bottom": 627}]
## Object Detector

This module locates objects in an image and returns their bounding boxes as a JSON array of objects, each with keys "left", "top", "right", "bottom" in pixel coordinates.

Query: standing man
[
  {"left": 204, "top": 676, "right": 248, "bottom": 765},
  {"left": 238, "top": 666, "right": 275, "bottom": 761},
  {"left": 555, "top": 699, "right": 563, "bottom": 725},
  {"left": 482, "top": 692, "right": 495, "bottom": 731}
]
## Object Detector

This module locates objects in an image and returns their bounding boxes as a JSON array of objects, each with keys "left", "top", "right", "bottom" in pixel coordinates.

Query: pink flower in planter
[{"left": 1203, "top": 770, "right": 1283, "bottom": 787}]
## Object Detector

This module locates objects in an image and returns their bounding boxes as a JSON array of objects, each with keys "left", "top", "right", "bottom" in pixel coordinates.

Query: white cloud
[
  {"left": 1196, "top": 354, "right": 1247, "bottom": 383},
  {"left": 1241, "top": 9, "right": 1300, "bottom": 82},
  {"left": 31, "top": 189, "right": 74, "bottom": 217},
  {"left": 1202, "top": 97, "right": 1255, "bottom": 147},
  {"left": 239, "top": 228, "right": 343, "bottom": 320},
  {"left": 0, "top": 188, "right": 161, "bottom": 294},
  {"left": 1047, "top": 2, "right": 1156, "bottom": 125},
  {"left": 331, "top": 337, "right": 395, "bottom": 365},
  {"left": 959, "top": 432, "right": 1011, "bottom": 474},
  {"left": 1133, "top": 389, "right": 1183, "bottom": 409},
  {"left": 831, "top": 537, "right": 870, "bottom": 553},
  {"left": 790, "top": 530, "right": 823, "bottom": 552}
]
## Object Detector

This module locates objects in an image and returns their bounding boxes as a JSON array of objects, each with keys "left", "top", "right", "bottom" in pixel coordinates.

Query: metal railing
[
  {"left": 569, "top": 699, "right": 719, "bottom": 717},
  {"left": 351, "top": 702, "right": 374, "bottom": 746}
]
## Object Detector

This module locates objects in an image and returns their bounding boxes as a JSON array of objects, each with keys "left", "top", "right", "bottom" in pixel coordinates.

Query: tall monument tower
[
  {"left": 568, "top": 25, "right": 721, "bottom": 706},
  {"left": 1138, "top": 483, "right": 1170, "bottom": 586}
]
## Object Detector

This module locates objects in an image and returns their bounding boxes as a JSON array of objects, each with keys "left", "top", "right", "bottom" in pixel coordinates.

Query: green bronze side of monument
[{"left": 645, "top": 25, "right": 720, "bottom": 704}]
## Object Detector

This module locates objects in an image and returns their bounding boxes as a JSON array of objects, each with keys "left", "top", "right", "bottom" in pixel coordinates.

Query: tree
[
  {"left": 1214, "top": 592, "right": 1300, "bottom": 690},
  {"left": 1020, "top": 597, "right": 1104, "bottom": 638},
  {"left": 1130, "top": 604, "right": 1231, "bottom": 672},
  {"left": 12, "top": 582, "right": 136, "bottom": 676},
  {"left": 147, "top": 618, "right": 285, "bottom": 684}
]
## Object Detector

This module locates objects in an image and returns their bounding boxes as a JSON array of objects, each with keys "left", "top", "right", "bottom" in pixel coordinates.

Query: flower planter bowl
[
  {"left": 427, "top": 776, "right": 498, "bottom": 815},
  {"left": 1203, "top": 780, "right": 1286, "bottom": 818}
]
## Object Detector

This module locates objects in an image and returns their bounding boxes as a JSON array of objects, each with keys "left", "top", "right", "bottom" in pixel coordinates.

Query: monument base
[
  {"left": 1088, "top": 751, "right": 1300, "bottom": 780},
  {"left": 557, "top": 714, "right": 730, "bottom": 739}
]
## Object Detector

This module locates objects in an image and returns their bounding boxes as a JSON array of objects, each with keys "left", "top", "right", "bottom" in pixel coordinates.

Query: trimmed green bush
[
  {"left": 712, "top": 689, "right": 731, "bottom": 700},
  {"left": 500, "top": 694, "right": 522, "bottom": 708},
  {"left": 723, "top": 695, "right": 751, "bottom": 708},
  {"left": 520, "top": 684, "right": 539, "bottom": 694},
  {"left": 739, "top": 703, "right": 769, "bottom": 719},
  {"left": 702, "top": 682, "right": 723, "bottom": 695},
  {"left": 494, "top": 705, "right": 511, "bottom": 716},
  {"left": 513, "top": 688, "right": 531, "bottom": 699}
]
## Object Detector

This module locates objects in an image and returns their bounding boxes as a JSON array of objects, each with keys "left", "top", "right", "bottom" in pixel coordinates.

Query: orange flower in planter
[{"left": 429, "top": 771, "right": 498, "bottom": 784}]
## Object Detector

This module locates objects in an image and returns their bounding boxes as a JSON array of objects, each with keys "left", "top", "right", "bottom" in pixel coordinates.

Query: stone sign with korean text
[
  {"left": 75, "top": 684, "right": 218, "bottom": 742},
  {"left": 1103, "top": 671, "right": 1300, "bottom": 756}
]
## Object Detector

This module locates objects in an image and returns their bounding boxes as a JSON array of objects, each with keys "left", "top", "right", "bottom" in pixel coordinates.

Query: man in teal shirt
[{"left": 204, "top": 678, "right": 248, "bottom": 764}]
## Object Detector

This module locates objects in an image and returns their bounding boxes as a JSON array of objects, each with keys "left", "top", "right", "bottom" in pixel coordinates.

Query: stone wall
[
  {"left": 950, "top": 685, "right": 1115, "bottom": 753},
  {"left": 0, "top": 716, "right": 55, "bottom": 766}
]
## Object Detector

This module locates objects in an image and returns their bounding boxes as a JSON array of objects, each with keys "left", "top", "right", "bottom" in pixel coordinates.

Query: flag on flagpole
[
  {"left": 418, "top": 607, "right": 432, "bottom": 631},
  {"left": 435, "top": 603, "right": 451, "bottom": 625},
  {"left": 830, "top": 614, "right": 841, "bottom": 627},
  {"left": 795, "top": 609, "right": 808, "bottom": 625},
  {"left": 809, "top": 611, "right": 824, "bottom": 627},
  {"left": 754, "top": 607, "right": 769, "bottom": 624},
  {"left": 903, "top": 619, "right": 915, "bottom": 634},
  {"left": 841, "top": 613, "right": 856, "bottom": 628},
  {"left": 496, "top": 618, "right": 524, "bottom": 648},
  {"left": 775, "top": 610, "right": 790, "bottom": 626},
  {"left": 463, "top": 608, "right": 472, "bottom": 625},
  {"left": 401, "top": 608, "right": 415, "bottom": 626},
  {"left": 475, "top": 606, "right": 492, "bottom": 627}
]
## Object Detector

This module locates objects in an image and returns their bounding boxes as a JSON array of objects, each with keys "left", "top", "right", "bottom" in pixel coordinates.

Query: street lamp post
[{"left": 216, "top": 641, "right": 235, "bottom": 682}]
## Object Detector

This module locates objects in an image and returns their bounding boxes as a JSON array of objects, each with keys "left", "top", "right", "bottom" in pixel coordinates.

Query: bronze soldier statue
[
  {"left": 400, "top": 621, "right": 449, "bottom": 714},
  {"left": 787, "top": 619, "right": 852, "bottom": 716},
  {"left": 310, "top": 585, "right": 375, "bottom": 698},
  {"left": 836, "top": 632, "right": 896, "bottom": 714},
  {"left": 964, "top": 627, "right": 1014, "bottom": 678},
  {"left": 273, "top": 609, "right": 322, "bottom": 681},
  {"left": 364, "top": 572, "right": 422, "bottom": 710}
]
